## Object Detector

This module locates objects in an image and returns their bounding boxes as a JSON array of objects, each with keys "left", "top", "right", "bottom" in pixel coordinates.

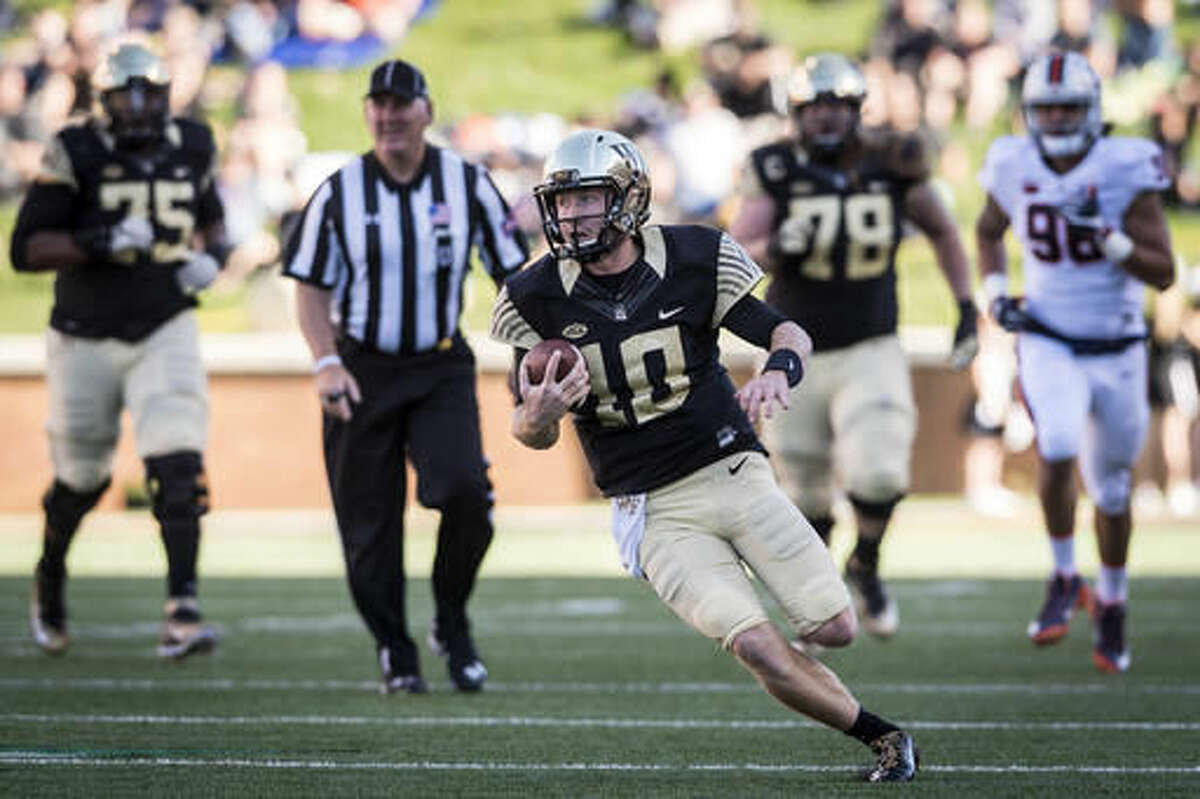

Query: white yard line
[
  {"left": 0, "top": 752, "right": 1196, "bottom": 775},
  {"left": 2, "top": 676, "right": 1200, "bottom": 695},
  {"left": 4, "top": 712, "right": 1200, "bottom": 731}
]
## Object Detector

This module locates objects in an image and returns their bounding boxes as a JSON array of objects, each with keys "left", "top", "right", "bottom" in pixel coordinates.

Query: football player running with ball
[
  {"left": 730, "top": 53, "right": 978, "bottom": 639},
  {"left": 10, "top": 42, "right": 228, "bottom": 659},
  {"left": 975, "top": 51, "right": 1174, "bottom": 673},
  {"left": 490, "top": 129, "right": 919, "bottom": 782}
]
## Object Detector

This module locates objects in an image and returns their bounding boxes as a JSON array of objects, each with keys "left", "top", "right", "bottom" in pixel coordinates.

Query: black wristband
[
  {"left": 72, "top": 226, "right": 110, "bottom": 260},
  {"left": 763, "top": 348, "right": 804, "bottom": 388}
]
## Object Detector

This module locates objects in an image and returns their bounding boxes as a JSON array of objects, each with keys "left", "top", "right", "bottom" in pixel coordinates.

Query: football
[{"left": 522, "top": 339, "right": 580, "bottom": 383}]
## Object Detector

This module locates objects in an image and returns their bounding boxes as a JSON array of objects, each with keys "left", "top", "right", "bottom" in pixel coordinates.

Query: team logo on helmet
[{"left": 533, "top": 129, "right": 651, "bottom": 262}]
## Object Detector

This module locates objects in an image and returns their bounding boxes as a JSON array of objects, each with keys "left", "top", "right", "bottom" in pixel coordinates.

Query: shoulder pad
[
  {"left": 37, "top": 132, "right": 79, "bottom": 188},
  {"left": 659, "top": 224, "right": 723, "bottom": 271},
  {"left": 172, "top": 118, "right": 217, "bottom": 157},
  {"left": 750, "top": 140, "right": 795, "bottom": 189},
  {"left": 489, "top": 283, "right": 541, "bottom": 350},
  {"left": 860, "top": 127, "right": 931, "bottom": 182},
  {"left": 503, "top": 253, "right": 556, "bottom": 296}
]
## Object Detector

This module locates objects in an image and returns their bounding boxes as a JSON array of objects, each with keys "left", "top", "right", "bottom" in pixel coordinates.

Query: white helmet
[{"left": 1021, "top": 51, "right": 1102, "bottom": 159}]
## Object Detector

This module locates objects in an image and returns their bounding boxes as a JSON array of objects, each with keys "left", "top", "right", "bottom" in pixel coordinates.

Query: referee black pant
[{"left": 324, "top": 335, "right": 494, "bottom": 675}]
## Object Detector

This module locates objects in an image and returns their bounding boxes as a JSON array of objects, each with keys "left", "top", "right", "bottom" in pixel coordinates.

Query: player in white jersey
[{"left": 975, "top": 51, "right": 1175, "bottom": 673}]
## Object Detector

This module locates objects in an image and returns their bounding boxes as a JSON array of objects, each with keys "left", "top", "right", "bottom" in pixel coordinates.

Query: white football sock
[
  {"left": 1096, "top": 565, "right": 1128, "bottom": 605},
  {"left": 1050, "top": 536, "right": 1076, "bottom": 577}
]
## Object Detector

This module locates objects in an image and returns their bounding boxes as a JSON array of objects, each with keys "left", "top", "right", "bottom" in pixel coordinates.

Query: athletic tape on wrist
[
  {"left": 982, "top": 273, "right": 1008, "bottom": 304},
  {"left": 1103, "top": 230, "right": 1134, "bottom": 264},
  {"left": 313, "top": 354, "right": 343, "bottom": 374}
]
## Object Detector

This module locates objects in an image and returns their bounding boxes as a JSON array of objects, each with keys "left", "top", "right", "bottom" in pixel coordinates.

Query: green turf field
[{"left": 1, "top": 500, "right": 1198, "bottom": 796}]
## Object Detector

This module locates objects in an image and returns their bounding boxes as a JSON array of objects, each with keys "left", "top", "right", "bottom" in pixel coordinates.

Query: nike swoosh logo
[
  {"left": 658, "top": 306, "right": 685, "bottom": 320},
  {"left": 728, "top": 456, "right": 749, "bottom": 475}
]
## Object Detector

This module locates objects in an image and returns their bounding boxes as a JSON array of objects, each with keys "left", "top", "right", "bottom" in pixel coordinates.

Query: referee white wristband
[
  {"left": 1103, "top": 230, "right": 1134, "bottom": 264},
  {"left": 313, "top": 354, "right": 343, "bottom": 375},
  {"left": 982, "top": 272, "right": 1008, "bottom": 304}
]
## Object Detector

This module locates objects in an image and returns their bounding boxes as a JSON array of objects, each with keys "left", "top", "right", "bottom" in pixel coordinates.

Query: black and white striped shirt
[{"left": 283, "top": 146, "right": 529, "bottom": 354}]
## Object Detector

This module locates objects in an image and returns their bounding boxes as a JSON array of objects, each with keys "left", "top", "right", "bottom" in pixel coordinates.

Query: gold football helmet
[
  {"left": 533, "top": 129, "right": 651, "bottom": 261},
  {"left": 788, "top": 52, "right": 866, "bottom": 158},
  {"left": 92, "top": 42, "right": 171, "bottom": 148}
]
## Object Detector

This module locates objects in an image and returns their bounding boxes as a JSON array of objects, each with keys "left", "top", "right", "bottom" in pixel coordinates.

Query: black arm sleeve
[
  {"left": 196, "top": 181, "right": 225, "bottom": 229},
  {"left": 9, "top": 183, "right": 78, "bottom": 272},
  {"left": 509, "top": 347, "right": 529, "bottom": 404},
  {"left": 721, "top": 294, "right": 789, "bottom": 348}
]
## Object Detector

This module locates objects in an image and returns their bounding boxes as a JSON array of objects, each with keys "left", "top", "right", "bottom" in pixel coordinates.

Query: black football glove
[
  {"left": 1057, "top": 188, "right": 1110, "bottom": 246},
  {"left": 989, "top": 295, "right": 1030, "bottom": 333},
  {"left": 949, "top": 298, "right": 979, "bottom": 370}
]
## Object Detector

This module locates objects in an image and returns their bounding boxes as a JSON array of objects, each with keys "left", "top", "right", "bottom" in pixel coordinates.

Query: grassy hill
[{"left": 2, "top": 0, "right": 1197, "bottom": 333}]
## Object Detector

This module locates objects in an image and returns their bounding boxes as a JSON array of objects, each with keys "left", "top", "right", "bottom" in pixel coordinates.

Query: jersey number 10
[{"left": 578, "top": 327, "right": 690, "bottom": 427}]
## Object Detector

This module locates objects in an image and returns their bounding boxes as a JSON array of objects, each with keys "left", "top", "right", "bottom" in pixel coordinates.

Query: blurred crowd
[
  {"left": 1, "top": 0, "right": 1198, "bottom": 512},
  {"left": 3, "top": 1, "right": 1200, "bottom": 294},
  {"left": 0, "top": 0, "right": 434, "bottom": 319}
]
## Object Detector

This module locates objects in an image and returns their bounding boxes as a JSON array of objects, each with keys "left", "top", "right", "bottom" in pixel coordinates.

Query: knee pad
[
  {"left": 144, "top": 451, "right": 209, "bottom": 522},
  {"left": 1087, "top": 464, "right": 1133, "bottom": 515},
  {"left": 43, "top": 478, "right": 110, "bottom": 536},
  {"left": 848, "top": 492, "right": 903, "bottom": 522}
]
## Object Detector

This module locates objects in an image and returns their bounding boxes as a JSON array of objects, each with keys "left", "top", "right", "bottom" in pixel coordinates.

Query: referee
[{"left": 283, "top": 59, "right": 529, "bottom": 694}]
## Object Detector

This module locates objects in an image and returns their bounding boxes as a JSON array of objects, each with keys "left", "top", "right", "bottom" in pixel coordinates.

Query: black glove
[
  {"left": 989, "top": 295, "right": 1030, "bottom": 333},
  {"left": 1057, "top": 189, "right": 1109, "bottom": 246},
  {"left": 949, "top": 298, "right": 979, "bottom": 369}
]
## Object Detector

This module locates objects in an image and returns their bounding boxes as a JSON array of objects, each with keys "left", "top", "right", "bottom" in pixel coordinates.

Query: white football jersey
[{"left": 979, "top": 135, "right": 1169, "bottom": 339}]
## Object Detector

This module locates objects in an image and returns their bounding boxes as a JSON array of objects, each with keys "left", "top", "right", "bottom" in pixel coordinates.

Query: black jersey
[
  {"left": 10, "top": 118, "right": 224, "bottom": 341},
  {"left": 747, "top": 129, "right": 927, "bottom": 351},
  {"left": 491, "top": 224, "right": 767, "bottom": 496}
]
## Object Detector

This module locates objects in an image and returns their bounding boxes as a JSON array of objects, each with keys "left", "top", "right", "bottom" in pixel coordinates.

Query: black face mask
[{"left": 103, "top": 80, "right": 170, "bottom": 149}]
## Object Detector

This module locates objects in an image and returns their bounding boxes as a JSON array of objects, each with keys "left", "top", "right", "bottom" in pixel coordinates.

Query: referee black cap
[{"left": 366, "top": 59, "right": 428, "bottom": 101}]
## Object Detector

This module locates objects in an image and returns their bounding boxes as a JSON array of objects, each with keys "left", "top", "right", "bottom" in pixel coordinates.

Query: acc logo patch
[{"left": 561, "top": 322, "right": 588, "bottom": 339}]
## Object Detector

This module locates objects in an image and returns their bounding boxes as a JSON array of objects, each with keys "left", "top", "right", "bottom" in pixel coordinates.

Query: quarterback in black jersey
[
  {"left": 731, "top": 53, "right": 978, "bottom": 639},
  {"left": 9, "top": 43, "right": 227, "bottom": 659},
  {"left": 490, "top": 129, "right": 920, "bottom": 782}
]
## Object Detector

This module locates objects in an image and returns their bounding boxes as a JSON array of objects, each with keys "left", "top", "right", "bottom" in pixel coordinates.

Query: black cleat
[
  {"left": 1028, "top": 573, "right": 1091, "bottom": 646},
  {"left": 428, "top": 624, "right": 489, "bottom": 693},
  {"left": 1092, "top": 601, "right": 1131, "bottom": 674},
  {"left": 864, "top": 730, "right": 920, "bottom": 783},
  {"left": 157, "top": 597, "right": 220, "bottom": 659},
  {"left": 30, "top": 564, "right": 69, "bottom": 655},
  {"left": 845, "top": 556, "right": 899, "bottom": 638},
  {"left": 378, "top": 647, "right": 428, "bottom": 695}
]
